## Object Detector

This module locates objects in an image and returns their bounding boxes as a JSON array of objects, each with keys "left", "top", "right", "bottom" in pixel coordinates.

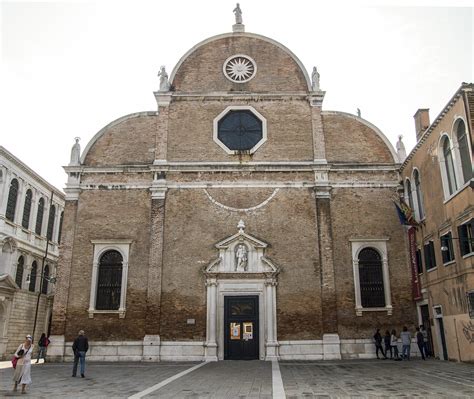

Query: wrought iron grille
[
  {"left": 358, "top": 248, "right": 385, "bottom": 308},
  {"left": 96, "top": 250, "right": 123, "bottom": 310}
]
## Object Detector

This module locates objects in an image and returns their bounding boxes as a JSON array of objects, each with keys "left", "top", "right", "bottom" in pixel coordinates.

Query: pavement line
[
  {"left": 272, "top": 360, "right": 286, "bottom": 399},
  {"left": 128, "top": 361, "right": 208, "bottom": 399}
]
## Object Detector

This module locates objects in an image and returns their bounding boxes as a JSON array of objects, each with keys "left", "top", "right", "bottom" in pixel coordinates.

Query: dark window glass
[
  {"left": 46, "top": 205, "right": 56, "bottom": 241},
  {"left": 416, "top": 249, "right": 423, "bottom": 274},
  {"left": 41, "top": 265, "right": 49, "bottom": 294},
  {"left": 414, "top": 170, "right": 424, "bottom": 220},
  {"left": 58, "top": 211, "right": 64, "bottom": 244},
  {"left": 424, "top": 241, "right": 437, "bottom": 270},
  {"left": 440, "top": 232, "right": 455, "bottom": 264},
  {"left": 35, "top": 198, "right": 44, "bottom": 235},
  {"left": 468, "top": 291, "right": 474, "bottom": 318},
  {"left": 22, "top": 189, "right": 33, "bottom": 229},
  {"left": 358, "top": 248, "right": 385, "bottom": 308},
  {"left": 217, "top": 110, "right": 263, "bottom": 151},
  {"left": 6, "top": 179, "right": 19, "bottom": 222},
  {"left": 96, "top": 250, "right": 123, "bottom": 310},
  {"left": 456, "top": 121, "right": 472, "bottom": 184},
  {"left": 443, "top": 138, "right": 457, "bottom": 195},
  {"left": 16, "top": 256, "right": 24, "bottom": 288},
  {"left": 29, "top": 261, "right": 37, "bottom": 292},
  {"left": 406, "top": 179, "right": 415, "bottom": 211},
  {"left": 458, "top": 220, "right": 474, "bottom": 256}
]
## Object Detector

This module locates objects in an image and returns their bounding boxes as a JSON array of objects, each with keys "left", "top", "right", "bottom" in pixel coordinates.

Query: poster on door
[
  {"left": 243, "top": 322, "right": 253, "bottom": 340},
  {"left": 230, "top": 323, "right": 240, "bottom": 340}
]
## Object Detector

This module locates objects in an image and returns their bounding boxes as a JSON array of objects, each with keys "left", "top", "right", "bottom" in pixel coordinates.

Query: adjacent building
[
  {"left": 400, "top": 83, "right": 474, "bottom": 362},
  {"left": 0, "top": 146, "right": 65, "bottom": 359},
  {"left": 49, "top": 14, "right": 419, "bottom": 362}
]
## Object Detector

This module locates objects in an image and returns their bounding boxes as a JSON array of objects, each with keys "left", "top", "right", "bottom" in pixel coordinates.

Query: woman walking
[{"left": 13, "top": 334, "right": 34, "bottom": 394}]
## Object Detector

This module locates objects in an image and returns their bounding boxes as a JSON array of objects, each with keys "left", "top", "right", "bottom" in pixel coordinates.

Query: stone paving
[{"left": 0, "top": 358, "right": 472, "bottom": 398}]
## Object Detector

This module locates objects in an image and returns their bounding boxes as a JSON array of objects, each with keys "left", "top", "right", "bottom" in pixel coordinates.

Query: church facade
[{"left": 49, "top": 16, "right": 417, "bottom": 361}]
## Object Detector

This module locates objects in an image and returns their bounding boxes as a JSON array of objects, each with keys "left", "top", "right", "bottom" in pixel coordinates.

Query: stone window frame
[
  {"left": 438, "top": 133, "right": 459, "bottom": 199},
  {"left": 451, "top": 116, "right": 472, "bottom": 186},
  {"left": 350, "top": 238, "right": 392, "bottom": 316},
  {"left": 88, "top": 240, "right": 132, "bottom": 319},
  {"left": 412, "top": 168, "right": 425, "bottom": 221},
  {"left": 213, "top": 105, "right": 267, "bottom": 155}
]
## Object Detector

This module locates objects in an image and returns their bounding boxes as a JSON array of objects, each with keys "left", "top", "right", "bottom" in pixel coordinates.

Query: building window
[
  {"left": 350, "top": 239, "right": 392, "bottom": 316},
  {"left": 442, "top": 137, "right": 458, "bottom": 195},
  {"left": 458, "top": 219, "right": 474, "bottom": 256},
  {"left": 16, "top": 256, "right": 24, "bottom": 288},
  {"left": 416, "top": 248, "right": 423, "bottom": 274},
  {"left": 405, "top": 179, "right": 415, "bottom": 212},
  {"left": 88, "top": 240, "right": 132, "bottom": 318},
  {"left": 58, "top": 211, "right": 64, "bottom": 244},
  {"left": 29, "top": 261, "right": 38, "bottom": 292},
  {"left": 35, "top": 198, "right": 45, "bottom": 235},
  {"left": 22, "top": 189, "right": 32, "bottom": 229},
  {"left": 358, "top": 248, "right": 385, "bottom": 308},
  {"left": 5, "top": 178, "right": 19, "bottom": 222},
  {"left": 468, "top": 291, "right": 474, "bottom": 318},
  {"left": 46, "top": 205, "right": 55, "bottom": 241},
  {"left": 413, "top": 169, "right": 425, "bottom": 220},
  {"left": 41, "top": 264, "right": 49, "bottom": 294},
  {"left": 423, "top": 241, "right": 437, "bottom": 270},
  {"left": 440, "top": 232, "right": 455, "bottom": 264},
  {"left": 455, "top": 120, "right": 472, "bottom": 184}
]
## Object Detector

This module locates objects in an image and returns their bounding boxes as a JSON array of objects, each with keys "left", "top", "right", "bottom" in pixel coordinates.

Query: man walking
[
  {"left": 416, "top": 327, "right": 426, "bottom": 360},
  {"left": 72, "top": 330, "right": 89, "bottom": 378},
  {"left": 400, "top": 326, "right": 411, "bottom": 360}
]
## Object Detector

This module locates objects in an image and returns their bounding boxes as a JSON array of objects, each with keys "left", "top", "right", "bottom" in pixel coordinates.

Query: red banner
[{"left": 408, "top": 227, "right": 422, "bottom": 300}]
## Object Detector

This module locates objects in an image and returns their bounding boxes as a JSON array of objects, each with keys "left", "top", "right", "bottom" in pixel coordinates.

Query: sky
[{"left": 1, "top": 0, "right": 473, "bottom": 191}]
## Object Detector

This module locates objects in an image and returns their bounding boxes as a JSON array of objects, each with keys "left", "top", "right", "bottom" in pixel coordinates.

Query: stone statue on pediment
[
  {"left": 311, "top": 66, "right": 320, "bottom": 91},
  {"left": 158, "top": 66, "right": 170, "bottom": 91},
  {"left": 233, "top": 3, "right": 243, "bottom": 24},
  {"left": 69, "top": 137, "right": 81, "bottom": 165}
]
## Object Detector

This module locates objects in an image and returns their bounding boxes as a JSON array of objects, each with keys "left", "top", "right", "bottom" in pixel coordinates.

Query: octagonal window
[{"left": 213, "top": 106, "right": 267, "bottom": 154}]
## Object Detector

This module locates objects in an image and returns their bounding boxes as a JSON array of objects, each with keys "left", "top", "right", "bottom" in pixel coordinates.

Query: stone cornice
[{"left": 400, "top": 82, "right": 474, "bottom": 171}]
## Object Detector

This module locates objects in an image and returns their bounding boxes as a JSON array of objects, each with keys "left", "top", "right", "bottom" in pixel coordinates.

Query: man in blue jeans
[{"left": 72, "top": 330, "right": 89, "bottom": 378}]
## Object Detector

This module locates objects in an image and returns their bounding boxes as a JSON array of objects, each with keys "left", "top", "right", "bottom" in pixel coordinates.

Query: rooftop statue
[
  {"left": 158, "top": 66, "right": 170, "bottom": 91},
  {"left": 69, "top": 137, "right": 81, "bottom": 166},
  {"left": 311, "top": 66, "right": 320, "bottom": 91},
  {"left": 233, "top": 3, "right": 243, "bottom": 24}
]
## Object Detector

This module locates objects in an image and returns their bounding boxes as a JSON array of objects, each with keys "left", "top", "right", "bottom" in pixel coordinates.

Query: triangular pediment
[{"left": 0, "top": 274, "right": 19, "bottom": 293}]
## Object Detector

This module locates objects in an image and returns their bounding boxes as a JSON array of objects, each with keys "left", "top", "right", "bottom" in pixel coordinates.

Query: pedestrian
[
  {"left": 373, "top": 328, "right": 387, "bottom": 359},
  {"left": 36, "top": 333, "right": 50, "bottom": 363},
  {"left": 416, "top": 327, "right": 426, "bottom": 360},
  {"left": 420, "top": 324, "right": 429, "bottom": 358},
  {"left": 72, "top": 330, "right": 89, "bottom": 378},
  {"left": 12, "top": 334, "right": 33, "bottom": 394},
  {"left": 400, "top": 326, "right": 412, "bottom": 360},
  {"left": 390, "top": 329, "right": 400, "bottom": 360},
  {"left": 384, "top": 330, "right": 392, "bottom": 359}
]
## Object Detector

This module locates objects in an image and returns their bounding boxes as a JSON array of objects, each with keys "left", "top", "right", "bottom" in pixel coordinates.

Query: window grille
[
  {"left": 440, "top": 232, "right": 455, "bottom": 264},
  {"left": 35, "top": 198, "right": 45, "bottom": 235},
  {"left": 16, "top": 256, "right": 24, "bottom": 288},
  {"left": 29, "top": 261, "right": 37, "bottom": 292},
  {"left": 96, "top": 250, "right": 123, "bottom": 310},
  {"left": 358, "top": 248, "right": 385, "bottom": 308},
  {"left": 22, "top": 189, "right": 32, "bottom": 229},
  {"left": 46, "top": 205, "right": 55, "bottom": 241},
  {"left": 5, "top": 179, "right": 19, "bottom": 222},
  {"left": 424, "top": 241, "right": 437, "bottom": 270}
]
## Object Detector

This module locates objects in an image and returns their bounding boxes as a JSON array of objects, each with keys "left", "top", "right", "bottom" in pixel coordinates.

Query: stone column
[
  {"left": 49, "top": 197, "right": 79, "bottom": 361},
  {"left": 204, "top": 277, "right": 218, "bottom": 361},
  {"left": 143, "top": 177, "right": 167, "bottom": 361},
  {"left": 265, "top": 278, "right": 279, "bottom": 360}
]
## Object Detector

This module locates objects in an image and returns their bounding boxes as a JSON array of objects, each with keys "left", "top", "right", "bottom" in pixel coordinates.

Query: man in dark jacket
[
  {"left": 373, "top": 329, "right": 387, "bottom": 359},
  {"left": 72, "top": 330, "right": 89, "bottom": 378}
]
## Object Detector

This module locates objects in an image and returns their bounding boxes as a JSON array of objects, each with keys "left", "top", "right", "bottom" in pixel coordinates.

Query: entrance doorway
[{"left": 224, "top": 296, "right": 259, "bottom": 360}]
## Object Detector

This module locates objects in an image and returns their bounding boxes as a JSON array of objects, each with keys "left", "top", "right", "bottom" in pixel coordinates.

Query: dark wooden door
[{"left": 224, "top": 296, "right": 259, "bottom": 360}]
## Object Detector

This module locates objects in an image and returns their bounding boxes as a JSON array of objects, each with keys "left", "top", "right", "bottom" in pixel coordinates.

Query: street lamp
[{"left": 440, "top": 237, "right": 473, "bottom": 251}]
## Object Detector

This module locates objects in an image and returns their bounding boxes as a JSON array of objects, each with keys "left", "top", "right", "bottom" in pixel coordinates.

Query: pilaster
[
  {"left": 310, "top": 92, "right": 327, "bottom": 163},
  {"left": 153, "top": 97, "right": 170, "bottom": 164},
  {"left": 204, "top": 277, "right": 218, "bottom": 361}
]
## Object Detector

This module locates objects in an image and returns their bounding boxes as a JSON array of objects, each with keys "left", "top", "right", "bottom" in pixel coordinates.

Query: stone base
[
  {"left": 46, "top": 335, "right": 65, "bottom": 361},
  {"left": 143, "top": 335, "right": 160, "bottom": 361},
  {"left": 323, "top": 334, "right": 341, "bottom": 360},
  {"left": 265, "top": 341, "right": 280, "bottom": 360},
  {"left": 232, "top": 23, "right": 245, "bottom": 33},
  {"left": 204, "top": 342, "right": 218, "bottom": 361}
]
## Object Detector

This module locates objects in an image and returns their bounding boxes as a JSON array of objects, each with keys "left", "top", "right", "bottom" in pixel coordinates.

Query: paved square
[{"left": 0, "top": 359, "right": 472, "bottom": 398}]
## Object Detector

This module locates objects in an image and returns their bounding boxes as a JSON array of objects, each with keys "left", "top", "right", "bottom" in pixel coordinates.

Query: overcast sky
[{"left": 1, "top": 0, "right": 472, "bottom": 190}]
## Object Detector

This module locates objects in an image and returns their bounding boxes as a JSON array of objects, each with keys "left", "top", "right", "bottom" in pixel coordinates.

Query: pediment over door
[{"left": 204, "top": 220, "right": 279, "bottom": 277}]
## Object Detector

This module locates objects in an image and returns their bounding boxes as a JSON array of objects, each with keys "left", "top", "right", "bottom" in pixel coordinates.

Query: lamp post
[{"left": 440, "top": 237, "right": 474, "bottom": 252}]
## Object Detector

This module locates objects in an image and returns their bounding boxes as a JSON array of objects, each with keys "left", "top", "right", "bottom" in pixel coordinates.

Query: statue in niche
[
  {"left": 69, "top": 137, "right": 81, "bottom": 165},
  {"left": 235, "top": 243, "right": 248, "bottom": 271},
  {"left": 158, "top": 66, "right": 170, "bottom": 91},
  {"left": 311, "top": 66, "right": 320, "bottom": 91},
  {"left": 233, "top": 3, "right": 243, "bottom": 24}
]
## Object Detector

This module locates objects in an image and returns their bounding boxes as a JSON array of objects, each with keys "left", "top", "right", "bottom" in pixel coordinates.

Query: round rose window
[{"left": 223, "top": 54, "right": 257, "bottom": 83}]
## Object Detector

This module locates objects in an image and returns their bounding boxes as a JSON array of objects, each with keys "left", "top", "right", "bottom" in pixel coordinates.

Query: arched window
[
  {"left": 443, "top": 137, "right": 458, "bottom": 195},
  {"left": 29, "top": 261, "right": 38, "bottom": 292},
  {"left": 5, "top": 178, "right": 19, "bottom": 222},
  {"left": 16, "top": 256, "right": 24, "bottom": 288},
  {"left": 35, "top": 198, "right": 45, "bottom": 235},
  {"left": 41, "top": 265, "right": 49, "bottom": 294},
  {"left": 455, "top": 120, "right": 472, "bottom": 184},
  {"left": 405, "top": 179, "right": 415, "bottom": 211},
  {"left": 22, "top": 189, "right": 32, "bottom": 229},
  {"left": 358, "top": 248, "right": 385, "bottom": 308},
  {"left": 413, "top": 170, "right": 425, "bottom": 220},
  {"left": 46, "top": 205, "right": 56, "bottom": 241},
  {"left": 58, "top": 211, "right": 64, "bottom": 244},
  {"left": 96, "top": 250, "right": 123, "bottom": 310}
]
